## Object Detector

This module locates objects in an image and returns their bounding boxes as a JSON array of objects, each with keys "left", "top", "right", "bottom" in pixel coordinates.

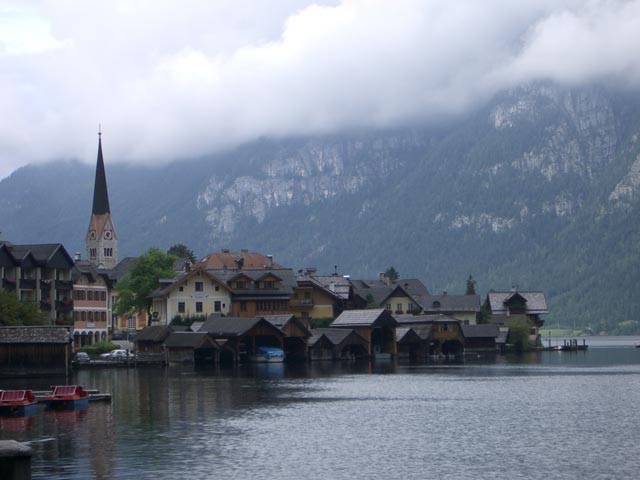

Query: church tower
[{"left": 86, "top": 130, "right": 118, "bottom": 269}]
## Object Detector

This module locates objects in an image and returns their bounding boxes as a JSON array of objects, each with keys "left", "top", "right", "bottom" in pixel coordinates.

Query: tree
[
  {"left": 114, "top": 248, "right": 177, "bottom": 317},
  {"left": 167, "top": 243, "right": 196, "bottom": 263},
  {"left": 465, "top": 275, "right": 477, "bottom": 295},
  {"left": 385, "top": 266, "right": 399, "bottom": 283},
  {"left": 0, "top": 290, "right": 48, "bottom": 326}
]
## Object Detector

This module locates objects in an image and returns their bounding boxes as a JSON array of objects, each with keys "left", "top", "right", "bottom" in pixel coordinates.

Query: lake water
[{"left": 2, "top": 336, "right": 640, "bottom": 479}]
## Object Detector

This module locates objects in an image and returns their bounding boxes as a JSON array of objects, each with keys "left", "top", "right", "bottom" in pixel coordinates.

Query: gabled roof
[
  {"left": 308, "top": 328, "right": 368, "bottom": 347},
  {"left": 107, "top": 257, "right": 136, "bottom": 281},
  {"left": 72, "top": 260, "right": 113, "bottom": 287},
  {"left": 461, "top": 324, "right": 500, "bottom": 339},
  {"left": 299, "top": 274, "right": 352, "bottom": 300},
  {"left": 206, "top": 268, "right": 297, "bottom": 297},
  {"left": 263, "top": 315, "right": 311, "bottom": 338},
  {"left": 199, "top": 316, "right": 285, "bottom": 337},
  {"left": 420, "top": 294, "right": 481, "bottom": 313},
  {"left": 148, "top": 267, "right": 230, "bottom": 298},
  {"left": 0, "top": 327, "right": 71, "bottom": 344},
  {"left": 164, "top": 332, "right": 216, "bottom": 349},
  {"left": 4, "top": 243, "right": 75, "bottom": 268},
  {"left": 351, "top": 278, "right": 430, "bottom": 307},
  {"left": 330, "top": 309, "right": 397, "bottom": 328},
  {"left": 486, "top": 291, "right": 548, "bottom": 315},
  {"left": 196, "top": 251, "right": 284, "bottom": 270},
  {"left": 395, "top": 313, "right": 462, "bottom": 325},
  {"left": 135, "top": 325, "right": 173, "bottom": 343}
]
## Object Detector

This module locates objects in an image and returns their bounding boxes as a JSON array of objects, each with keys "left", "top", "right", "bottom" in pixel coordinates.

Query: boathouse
[
  {"left": 163, "top": 332, "right": 220, "bottom": 364},
  {"left": 395, "top": 326, "right": 431, "bottom": 361},
  {"left": 461, "top": 324, "right": 500, "bottom": 353},
  {"left": 330, "top": 309, "right": 397, "bottom": 359},
  {"left": 199, "top": 315, "right": 286, "bottom": 364},
  {"left": 308, "top": 328, "right": 369, "bottom": 361},
  {"left": 0, "top": 326, "right": 72, "bottom": 375},
  {"left": 395, "top": 314, "right": 465, "bottom": 356},
  {"left": 263, "top": 314, "right": 311, "bottom": 361}
]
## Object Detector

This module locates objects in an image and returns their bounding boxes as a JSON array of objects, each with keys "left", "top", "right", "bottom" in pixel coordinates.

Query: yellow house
[
  {"left": 150, "top": 267, "right": 232, "bottom": 324},
  {"left": 419, "top": 293, "right": 481, "bottom": 325}
]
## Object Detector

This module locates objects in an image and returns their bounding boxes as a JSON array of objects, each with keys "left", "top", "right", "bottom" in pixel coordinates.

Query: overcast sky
[{"left": 1, "top": 0, "right": 640, "bottom": 179}]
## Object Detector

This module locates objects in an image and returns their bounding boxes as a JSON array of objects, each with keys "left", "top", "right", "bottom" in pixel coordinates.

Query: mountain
[{"left": 2, "top": 83, "right": 640, "bottom": 331}]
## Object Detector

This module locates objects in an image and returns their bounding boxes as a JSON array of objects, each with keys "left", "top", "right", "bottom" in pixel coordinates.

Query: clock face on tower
[{"left": 105, "top": 230, "right": 112, "bottom": 240}]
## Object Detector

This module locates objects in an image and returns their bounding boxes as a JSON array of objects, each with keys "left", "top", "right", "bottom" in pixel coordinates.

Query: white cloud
[{"left": 1, "top": 0, "right": 639, "bottom": 179}]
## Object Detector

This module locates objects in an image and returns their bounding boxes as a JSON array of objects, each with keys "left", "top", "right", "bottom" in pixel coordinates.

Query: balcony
[
  {"left": 2, "top": 278, "right": 16, "bottom": 290},
  {"left": 19, "top": 278, "right": 37, "bottom": 289},
  {"left": 40, "top": 300, "right": 52, "bottom": 311},
  {"left": 55, "top": 300, "right": 74, "bottom": 313},
  {"left": 289, "top": 298, "right": 314, "bottom": 307},
  {"left": 55, "top": 280, "right": 73, "bottom": 290}
]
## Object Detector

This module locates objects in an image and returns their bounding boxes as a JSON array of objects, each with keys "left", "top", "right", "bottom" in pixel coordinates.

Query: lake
[{"left": 2, "top": 336, "right": 640, "bottom": 479}]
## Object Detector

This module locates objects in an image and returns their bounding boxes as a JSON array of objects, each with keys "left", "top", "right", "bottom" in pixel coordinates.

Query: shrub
[{"left": 79, "top": 341, "right": 120, "bottom": 356}]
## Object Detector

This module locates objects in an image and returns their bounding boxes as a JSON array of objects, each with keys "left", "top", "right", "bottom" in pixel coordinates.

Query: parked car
[
  {"left": 100, "top": 349, "right": 134, "bottom": 360},
  {"left": 73, "top": 351, "right": 91, "bottom": 364}
]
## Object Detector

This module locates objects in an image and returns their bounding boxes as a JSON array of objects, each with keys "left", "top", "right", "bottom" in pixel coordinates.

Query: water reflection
[{"left": 1, "top": 348, "right": 639, "bottom": 479}]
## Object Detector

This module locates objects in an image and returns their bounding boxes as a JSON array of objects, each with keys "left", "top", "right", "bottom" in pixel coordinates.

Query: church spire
[{"left": 91, "top": 129, "right": 111, "bottom": 215}]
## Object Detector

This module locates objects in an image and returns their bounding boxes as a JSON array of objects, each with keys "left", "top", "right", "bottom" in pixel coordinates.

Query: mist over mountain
[{"left": 2, "top": 83, "right": 640, "bottom": 330}]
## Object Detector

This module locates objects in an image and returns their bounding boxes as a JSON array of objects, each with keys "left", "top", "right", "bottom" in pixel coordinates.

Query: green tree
[
  {"left": 167, "top": 243, "right": 196, "bottom": 263},
  {"left": 465, "top": 275, "right": 477, "bottom": 295},
  {"left": 0, "top": 290, "right": 48, "bottom": 326},
  {"left": 507, "top": 319, "right": 534, "bottom": 353},
  {"left": 385, "top": 266, "right": 399, "bottom": 283},
  {"left": 114, "top": 248, "right": 177, "bottom": 317}
]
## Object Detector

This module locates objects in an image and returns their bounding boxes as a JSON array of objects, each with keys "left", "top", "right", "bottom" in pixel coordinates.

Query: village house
[
  {"left": 149, "top": 264, "right": 233, "bottom": 324},
  {"left": 484, "top": 289, "right": 548, "bottom": 345},
  {"left": 419, "top": 292, "right": 481, "bottom": 325},
  {"left": 0, "top": 241, "right": 75, "bottom": 324},
  {"left": 72, "top": 259, "right": 112, "bottom": 347}
]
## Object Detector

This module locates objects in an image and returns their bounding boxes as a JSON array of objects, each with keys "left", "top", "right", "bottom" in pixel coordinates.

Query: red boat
[
  {"left": 0, "top": 390, "right": 38, "bottom": 416},
  {"left": 43, "top": 385, "right": 90, "bottom": 411}
]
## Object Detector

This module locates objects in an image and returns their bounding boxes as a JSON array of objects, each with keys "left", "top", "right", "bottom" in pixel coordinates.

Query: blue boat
[
  {"left": 43, "top": 385, "right": 90, "bottom": 411},
  {"left": 0, "top": 390, "right": 38, "bottom": 417},
  {"left": 251, "top": 346, "right": 286, "bottom": 363}
]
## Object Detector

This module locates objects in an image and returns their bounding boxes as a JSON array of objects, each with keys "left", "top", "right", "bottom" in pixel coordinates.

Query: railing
[
  {"left": 289, "top": 298, "right": 314, "bottom": 307},
  {"left": 40, "top": 300, "right": 52, "bottom": 311},
  {"left": 55, "top": 280, "right": 73, "bottom": 290},
  {"left": 1, "top": 278, "right": 16, "bottom": 290},
  {"left": 19, "top": 278, "right": 37, "bottom": 289}
]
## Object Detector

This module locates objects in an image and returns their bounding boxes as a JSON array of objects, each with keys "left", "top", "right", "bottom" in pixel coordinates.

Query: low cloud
[{"left": 1, "top": 0, "right": 640, "bottom": 178}]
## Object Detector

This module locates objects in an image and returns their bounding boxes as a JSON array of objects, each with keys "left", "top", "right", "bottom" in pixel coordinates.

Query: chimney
[
  {"left": 511, "top": 285, "right": 516, "bottom": 292},
  {"left": 329, "top": 282, "right": 335, "bottom": 292},
  {"left": 74, "top": 252, "right": 81, "bottom": 261},
  {"left": 266, "top": 254, "right": 273, "bottom": 268},
  {"left": 184, "top": 261, "right": 191, "bottom": 272},
  {"left": 379, "top": 272, "right": 390, "bottom": 286}
]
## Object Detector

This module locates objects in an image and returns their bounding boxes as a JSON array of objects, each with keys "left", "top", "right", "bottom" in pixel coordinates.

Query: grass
[{"left": 539, "top": 328, "right": 585, "bottom": 337}]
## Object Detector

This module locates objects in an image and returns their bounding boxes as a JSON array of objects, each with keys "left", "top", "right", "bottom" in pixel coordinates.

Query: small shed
[
  {"left": 330, "top": 309, "right": 397, "bottom": 359},
  {"left": 308, "top": 328, "right": 369, "bottom": 361},
  {"left": 0, "top": 326, "right": 72, "bottom": 375},
  {"left": 461, "top": 324, "right": 500, "bottom": 353},
  {"left": 135, "top": 325, "right": 173, "bottom": 354},
  {"left": 396, "top": 326, "right": 431, "bottom": 361},
  {"left": 163, "top": 332, "right": 219, "bottom": 364}
]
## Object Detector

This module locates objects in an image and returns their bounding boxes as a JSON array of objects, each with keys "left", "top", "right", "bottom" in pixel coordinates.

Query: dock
[{"left": 545, "top": 338, "right": 588, "bottom": 351}]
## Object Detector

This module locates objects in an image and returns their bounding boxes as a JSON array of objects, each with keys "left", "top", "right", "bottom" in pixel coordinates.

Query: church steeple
[
  {"left": 86, "top": 129, "right": 118, "bottom": 269},
  {"left": 91, "top": 130, "right": 111, "bottom": 215}
]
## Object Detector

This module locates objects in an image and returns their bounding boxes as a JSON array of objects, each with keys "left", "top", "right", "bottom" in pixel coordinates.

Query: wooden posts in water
[{"left": 0, "top": 441, "right": 32, "bottom": 480}]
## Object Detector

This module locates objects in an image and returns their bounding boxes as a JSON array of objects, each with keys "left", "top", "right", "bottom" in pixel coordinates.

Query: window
[
  {"left": 214, "top": 285, "right": 220, "bottom": 292},
  {"left": 214, "top": 301, "right": 221, "bottom": 312},
  {"left": 397, "top": 303, "right": 402, "bottom": 311},
  {"left": 195, "top": 281, "right": 204, "bottom": 292},
  {"left": 179, "top": 286, "right": 184, "bottom": 292},
  {"left": 440, "top": 324, "right": 449, "bottom": 332},
  {"left": 239, "top": 302, "right": 246, "bottom": 312},
  {"left": 90, "top": 248, "right": 97, "bottom": 259},
  {"left": 178, "top": 302, "right": 185, "bottom": 314},
  {"left": 235, "top": 281, "right": 246, "bottom": 289},
  {"left": 88, "top": 290, "right": 93, "bottom": 301},
  {"left": 127, "top": 316, "right": 135, "bottom": 330},
  {"left": 262, "top": 281, "right": 275, "bottom": 289},
  {"left": 195, "top": 302, "right": 203, "bottom": 313},
  {"left": 101, "top": 291, "right": 106, "bottom": 301},
  {"left": 386, "top": 303, "right": 391, "bottom": 311},
  {"left": 81, "top": 311, "right": 86, "bottom": 321},
  {"left": 408, "top": 303, "right": 414, "bottom": 312},
  {"left": 104, "top": 247, "right": 112, "bottom": 257}
]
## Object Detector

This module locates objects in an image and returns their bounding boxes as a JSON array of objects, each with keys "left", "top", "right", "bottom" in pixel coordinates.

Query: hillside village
[{"left": 0, "top": 135, "right": 548, "bottom": 367}]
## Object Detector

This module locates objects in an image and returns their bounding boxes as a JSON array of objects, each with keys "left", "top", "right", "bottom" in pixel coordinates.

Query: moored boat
[
  {"left": 250, "top": 346, "right": 286, "bottom": 363},
  {"left": 43, "top": 385, "right": 90, "bottom": 411},
  {"left": 0, "top": 390, "right": 38, "bottom": 417}
]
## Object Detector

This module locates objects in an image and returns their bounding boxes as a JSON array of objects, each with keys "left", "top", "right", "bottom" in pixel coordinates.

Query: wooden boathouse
[
  {"left": 0, "top": 326, "right": 72, "bottom": 376},
  {"left": 263, "top": 314, "right": 311, "bottom": 361},
  {"left": 198, "top": 315, "right": 286, "bottom": 364},
  {"left": 308, "top": 328, "right": 369, "bottom": 361},
  {"left": 329, "top": 309, "right": 397, "bottom": 359},
  {"left": 163, "top": 332, "right": 220, "bottom": 364}
]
